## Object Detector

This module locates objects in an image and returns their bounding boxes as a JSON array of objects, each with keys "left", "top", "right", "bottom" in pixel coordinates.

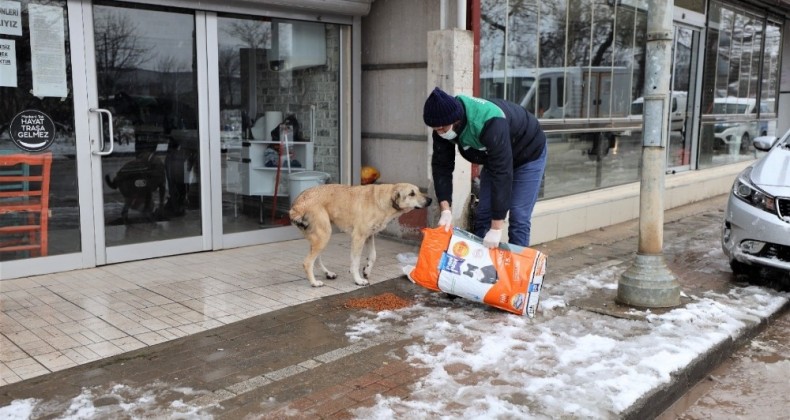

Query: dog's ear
[{"left": 391, "top": 190, "right": 402, "bottom": 211}]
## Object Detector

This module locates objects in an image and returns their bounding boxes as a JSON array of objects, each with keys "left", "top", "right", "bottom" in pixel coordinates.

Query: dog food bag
[{"left": 409, "top": 227, "right": 546, "bottom": 317}]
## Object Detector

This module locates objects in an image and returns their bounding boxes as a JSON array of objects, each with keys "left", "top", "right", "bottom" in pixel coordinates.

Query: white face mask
[{"left": 438, "top": 128, "right": 457, "bottom": 140}]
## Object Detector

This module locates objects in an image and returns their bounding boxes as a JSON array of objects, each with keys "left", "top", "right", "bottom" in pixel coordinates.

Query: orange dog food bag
[{"left": 410, "top": 227, "right": 547, "bottom": 317}]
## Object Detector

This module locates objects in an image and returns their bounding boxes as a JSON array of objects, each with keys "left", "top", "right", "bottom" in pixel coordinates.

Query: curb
[{"left": 623, "top": 298, "right": 790, "bottom": 419}]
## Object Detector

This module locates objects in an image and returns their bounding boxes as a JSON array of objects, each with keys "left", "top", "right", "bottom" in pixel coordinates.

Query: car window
[{"left": 711, "top": 103, "right": 749, "bottom": 114}]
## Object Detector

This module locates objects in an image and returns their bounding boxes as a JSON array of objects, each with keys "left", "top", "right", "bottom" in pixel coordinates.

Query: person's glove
[
  {"left": 438, "top": 209, "right": 453, "bottom": 232},
  {"left": 483, "top": 228, "right": 502, "bottom": 248}
]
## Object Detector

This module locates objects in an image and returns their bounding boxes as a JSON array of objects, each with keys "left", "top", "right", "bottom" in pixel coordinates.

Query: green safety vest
[{"left": 456, "top": 95, "right": 505, "bottom": 151}]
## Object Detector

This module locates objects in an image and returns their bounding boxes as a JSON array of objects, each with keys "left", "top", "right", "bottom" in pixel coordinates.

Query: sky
[{"left": 1, "top": 244, "right": 788, "bottom": 419}]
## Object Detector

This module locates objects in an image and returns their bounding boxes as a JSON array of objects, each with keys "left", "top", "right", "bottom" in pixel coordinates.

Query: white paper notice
[
  {"left": 0, "top": 1, "right": 22, "bottom": 37},
  {"left": 0, "top": 38, "right": 16, "bottom": 87},
  {"left": 29, "top": 3, "right": 67, "bottom": 98}
]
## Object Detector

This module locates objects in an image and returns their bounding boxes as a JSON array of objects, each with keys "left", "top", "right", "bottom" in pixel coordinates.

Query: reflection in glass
[
  {"left": 698, "top": 1, "right": 780, "bottom": 168},
  {"left": 0, "top": 0, "right": 80, "bottom": 262},
  {"left": 762, "top": 22, "right": 781, "bottom": 117},
  {"left": 480, "top": 0, "right": 783, "bottom": 192},
  {"left": 479, "top": 0, "right": 648, "bottom": 199},
  {"left": 93, "top": 4, "right": 201, "bottom": 245},
  {"left": 217, "top": 15, "right": 342, "bottom": 234},
  {"left": 667, "top": 26, "right": 697, "bottom": 169},
  {"left": 543, "top": 131, "right": 641, "bottom": 200}
]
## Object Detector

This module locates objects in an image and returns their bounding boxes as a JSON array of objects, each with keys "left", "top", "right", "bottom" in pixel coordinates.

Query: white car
[
  {"left": 712, "top": 97, "right": 769, "bottom": 154},
  {"left": 721, "top": 128, "right": 790, "bottom": 282}
]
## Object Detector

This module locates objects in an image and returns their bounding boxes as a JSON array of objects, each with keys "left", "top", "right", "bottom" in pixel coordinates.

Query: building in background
[
  {"left": 0, "top": 0, "right": 788, "bottom": 280},
  {"left": 362, "top": 0, "right": 789, "bottom": 244}
]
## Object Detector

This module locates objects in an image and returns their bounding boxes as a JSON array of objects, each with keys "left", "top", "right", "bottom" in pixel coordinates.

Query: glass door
[
  {"left": 84, "top": 1, "right": 209, "bottom": 264},
  {"left": 667, "top": 25, "right": 700, "bottom": 172},
  {"left": 212, "top": 13, "right": 347, "bottom": 248}
]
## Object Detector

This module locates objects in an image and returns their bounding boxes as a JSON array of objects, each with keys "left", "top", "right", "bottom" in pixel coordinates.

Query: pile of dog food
[{"left": 344, "top": 293, "right": 412, "bottom": 311}]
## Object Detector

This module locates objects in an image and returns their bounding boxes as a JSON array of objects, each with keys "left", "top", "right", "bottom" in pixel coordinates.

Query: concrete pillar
[
  {"left": 426, "top": 29, "right": 474, "bottom": 229},
  {"left": 617, "top": 0, "right": 680, "bottom": 308}
]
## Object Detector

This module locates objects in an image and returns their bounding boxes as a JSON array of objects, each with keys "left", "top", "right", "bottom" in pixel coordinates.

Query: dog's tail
[
  {"left": 104, "top": 174, "right": 118, "bottom": 189},
  {"left": 289, "top": 206, "right": 309, "bottom": 230}
]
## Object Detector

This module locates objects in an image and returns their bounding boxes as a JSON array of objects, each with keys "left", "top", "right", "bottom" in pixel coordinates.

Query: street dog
[{"left": 289, "top": 183, "right": 432, "bottom": 287}]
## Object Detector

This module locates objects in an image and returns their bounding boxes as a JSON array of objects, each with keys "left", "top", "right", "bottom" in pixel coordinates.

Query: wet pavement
[{"left": 1, "top": 194, "right": 788, "bottom": 419}]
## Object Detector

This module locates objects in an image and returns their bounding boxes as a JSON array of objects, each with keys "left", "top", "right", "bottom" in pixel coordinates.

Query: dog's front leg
[
  {"left": 363, "top": 235, "right": 376, "bottom": 279},
  {"left": 350, "top": 232, "right": 369, "bottom": 286}
]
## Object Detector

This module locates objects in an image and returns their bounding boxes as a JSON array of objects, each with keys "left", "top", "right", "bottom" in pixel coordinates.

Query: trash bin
[{"left": 288, "top": 171, "right": 330, "bottom": 204}]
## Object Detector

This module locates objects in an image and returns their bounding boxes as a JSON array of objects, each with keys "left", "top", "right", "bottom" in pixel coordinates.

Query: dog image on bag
[
  {"left": 104, "top": 151, "right": 167, "bottom": 224},
  {"left": 289, "top": 183, "right": 432, "bottom": 287}
]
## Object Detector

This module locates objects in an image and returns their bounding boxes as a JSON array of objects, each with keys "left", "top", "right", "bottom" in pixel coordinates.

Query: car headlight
[{"left": 733, "top": 168, "right": 777, "bottom": 214}]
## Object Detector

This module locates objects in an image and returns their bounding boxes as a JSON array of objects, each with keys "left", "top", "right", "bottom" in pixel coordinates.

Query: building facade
[{"left": 0, "top": 0, "right": 788, "bottom": 280}]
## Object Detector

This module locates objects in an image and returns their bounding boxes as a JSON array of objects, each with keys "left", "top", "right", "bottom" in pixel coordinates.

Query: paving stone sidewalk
[{"left": 1, "top": 194, "right": 787, "bottom": 419}]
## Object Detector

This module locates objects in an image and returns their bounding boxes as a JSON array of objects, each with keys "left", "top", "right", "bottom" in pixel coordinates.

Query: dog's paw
[
  {"left": 325, "top": 272, "right": 337, "bottom": 280},
  {"left": 354, "top": 278, "right": 370, "bottom": 286},
  {"left": 310, "top": 280, "right": 325, "bottom": 287}
]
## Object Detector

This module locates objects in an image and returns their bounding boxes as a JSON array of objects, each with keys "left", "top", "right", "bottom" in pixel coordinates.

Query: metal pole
[
  {"left": 616, "top": 0, "right": 680, "bottom": 308},
  {"left": 457, "top": 0, "right": 467, "bottom": 30}
]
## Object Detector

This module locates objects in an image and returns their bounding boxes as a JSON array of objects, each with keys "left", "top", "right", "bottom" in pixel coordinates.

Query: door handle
[{"left": 90, "top": 108, "right": 114, "bottom": 156}]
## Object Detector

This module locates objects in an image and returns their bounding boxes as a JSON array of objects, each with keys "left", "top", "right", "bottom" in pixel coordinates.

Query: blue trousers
[{"left": 474, "top": 147, "right": 547, "bottom": 246}]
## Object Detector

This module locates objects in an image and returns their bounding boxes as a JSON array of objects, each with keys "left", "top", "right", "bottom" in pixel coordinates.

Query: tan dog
[{"left": 289, "top": 183, "right": 432, "bottom": 287}]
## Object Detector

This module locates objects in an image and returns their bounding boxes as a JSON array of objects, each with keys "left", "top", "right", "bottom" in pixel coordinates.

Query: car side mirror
[{"left": 753, "top": 135, "right": 776, "bottom": 152}]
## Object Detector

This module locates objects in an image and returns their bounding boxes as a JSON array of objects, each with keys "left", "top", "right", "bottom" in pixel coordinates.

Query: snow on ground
[
  {"left": 348, "top": 256, "right": 788, "bottom": 419},
  {"left": 0, "top": 383, "right": 213, "bottom": 420}
]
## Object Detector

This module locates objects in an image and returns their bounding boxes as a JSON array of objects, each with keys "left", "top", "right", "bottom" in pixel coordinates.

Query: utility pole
[{"left": 617, "top": 0, "right": 680, "bottom": 308}]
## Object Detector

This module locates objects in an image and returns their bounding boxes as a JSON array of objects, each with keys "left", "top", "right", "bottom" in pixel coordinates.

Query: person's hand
[
  {"left": 483, "top": 229, "right": 502, "bottom": 248},
  {"left": 438, "top": 209, "right": 452, "bottom": 232}
]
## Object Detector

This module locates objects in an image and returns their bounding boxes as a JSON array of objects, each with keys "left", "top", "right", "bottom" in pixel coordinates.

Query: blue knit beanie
[{"left": 423, "top": 87, "right": 463, "bottom": 127}]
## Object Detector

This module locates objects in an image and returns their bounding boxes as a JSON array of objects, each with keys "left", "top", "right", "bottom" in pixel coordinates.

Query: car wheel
[
  {"left": 739, "top": 132, "right": 751, "bottom": 153},
  {"left": 730, "top": 259, "right": 752, "bottom": 276}
]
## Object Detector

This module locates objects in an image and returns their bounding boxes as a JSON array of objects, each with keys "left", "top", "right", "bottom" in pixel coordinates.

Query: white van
[
  {"left": 480, "top": 66, "right": 632, "bottom": 119},
  {"left": 629, "top": 91, "right": 688, "bottom": 136}
]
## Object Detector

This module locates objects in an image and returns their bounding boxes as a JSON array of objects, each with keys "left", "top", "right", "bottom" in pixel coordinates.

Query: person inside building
[{"left": 423, "top": 86, "right": 547, "bottom": 248}]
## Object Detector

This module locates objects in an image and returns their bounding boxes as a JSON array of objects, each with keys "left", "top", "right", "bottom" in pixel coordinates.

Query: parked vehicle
[
  {"left": 721, "top": 128, "right": 790, "bottom": 280},
  {"left": 480, "top": 66, "right": 632, "bottom": 159},
  {"left": 628, "top": 91, "right": 688, "bottom": 136},
  {"left": 480, "top": 66, "right": 632, "bottom": 119},
  {"left": 712, "top": 97, "right": 769, "bottom": 153}
]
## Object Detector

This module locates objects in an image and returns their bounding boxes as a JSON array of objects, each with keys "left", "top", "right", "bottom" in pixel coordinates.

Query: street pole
[{"left": 617, "top": 0, "right": 681, "bottom": 308}]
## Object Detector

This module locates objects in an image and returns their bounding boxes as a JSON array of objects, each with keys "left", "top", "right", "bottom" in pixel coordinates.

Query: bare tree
[
  {"left": 218, "top": 47, "right": 240, "bottom": 106},
  {"left": 94, "top": 11, "right": 152, "bottom": 95},
  {"left": 223, "top": 20, "right": 271, "bottom": 49}
]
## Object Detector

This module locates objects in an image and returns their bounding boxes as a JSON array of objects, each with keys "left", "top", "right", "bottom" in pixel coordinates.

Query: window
[
  {"left": 217, "top": 14, "right": 344, "bottom": 234},
  {"left": 479, "top": 0, "right": 649, "bottom": 199},
  {"left": 697, "top": 1, "right": 781, "bottom": 168}
]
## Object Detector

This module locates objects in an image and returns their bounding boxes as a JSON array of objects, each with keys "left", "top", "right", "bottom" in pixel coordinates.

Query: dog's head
[{"left": 391, "top": 183, "right": 432, "bottom": 211}]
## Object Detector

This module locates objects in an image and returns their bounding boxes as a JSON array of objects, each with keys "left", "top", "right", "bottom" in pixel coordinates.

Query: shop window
[
  {"left": 479, "top": 0, "right": 647, "bottom": 199},
  {"left": 0, "top": 0, "right": 81, "bottom": 262},
  {"left": 217, "top": 14, "right": 344, "bottom": 234},
  {"left": 698, "top": 1, "right": 781, "bottom": 168}
]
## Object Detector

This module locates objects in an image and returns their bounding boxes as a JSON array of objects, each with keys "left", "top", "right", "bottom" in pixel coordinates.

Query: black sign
[{"left": 9, "top": 109, "right": 56, "bottom": 152}]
